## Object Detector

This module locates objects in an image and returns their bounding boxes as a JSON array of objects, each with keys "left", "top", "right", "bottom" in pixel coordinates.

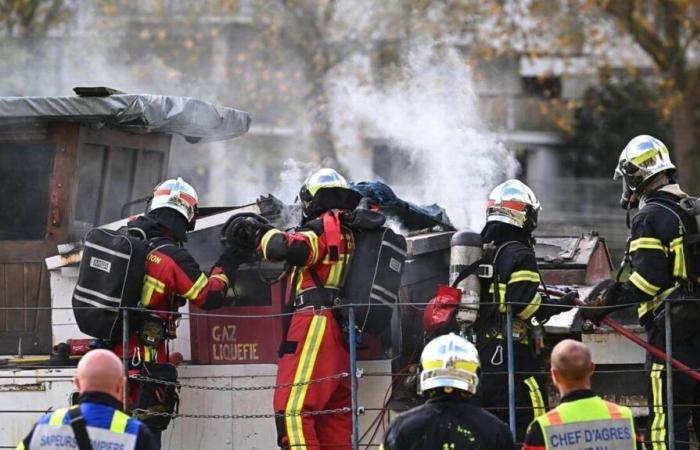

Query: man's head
[
  {"left": 297, "top": 168, "right": 361, "bottom": 221},
  {"left": 614, "top": 135, "right": 675, "bottom": 206},
  {"left": 550, "top": 339, "right": 595, "bottom": 395},
  {"left": 73, "top": 349, "right": 125, "bottom": 403},
  {"left": 486, "top": 179, "right": 541, "bottom": 233},
  {"left": 148, "top": 177, "right": 199, "bottom": 231},
  {"left": 419, "top": 333, "right": 480, "bottom": 397}
]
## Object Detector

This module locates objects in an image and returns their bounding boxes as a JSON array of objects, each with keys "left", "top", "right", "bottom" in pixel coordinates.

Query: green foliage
[{"left": 563, "top": 79, "right": 672, "bottom": 178}]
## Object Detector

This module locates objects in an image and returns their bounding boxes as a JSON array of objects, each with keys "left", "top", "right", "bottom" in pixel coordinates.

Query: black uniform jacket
[
  {"left": 478, "top": 222, "right": 570, "bottom": 332},
  {"left": 381, "top": 393, "right": 515, "bottom": 450},
  {"left": 616, "top": 187, "right": 689, "bottom": 324}
]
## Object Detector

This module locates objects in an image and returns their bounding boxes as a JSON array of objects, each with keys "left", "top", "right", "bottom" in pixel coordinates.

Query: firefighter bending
[
  {"left": 254, "top": 168, "right": 363, "bottom": 450},
  {"left": 581, "top": 135, "right": 700, "bottom": 450},
  {"left": 113, "top": 178, "right": 244, "bottom": 444},
  {"left": 381, "top": 333, "right": 515, "bottom": 449},
  {"left": 476, "top": 180, "right": 578, "bottom": 442},
  {"left": 523, "top": 339, "right": 642, "bottom": 450}
]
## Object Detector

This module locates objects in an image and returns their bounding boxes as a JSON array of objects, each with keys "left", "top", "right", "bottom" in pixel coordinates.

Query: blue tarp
[{"left": 352, "top": 181, "right": 454, "bottom": 231}]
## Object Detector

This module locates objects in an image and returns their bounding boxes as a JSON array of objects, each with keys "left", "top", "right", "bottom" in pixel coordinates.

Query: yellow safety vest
[{"left": 534, "top": 395, "right": 636, "bottom": 450}]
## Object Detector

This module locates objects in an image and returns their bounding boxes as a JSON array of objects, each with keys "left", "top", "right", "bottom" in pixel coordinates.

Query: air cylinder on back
[{"left": 449, "top": 231, "right": 482, "bottom": 326}]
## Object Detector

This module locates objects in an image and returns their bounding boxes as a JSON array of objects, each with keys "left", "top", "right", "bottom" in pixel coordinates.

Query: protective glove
[
  {"left": 214, "top": 248, "right": 253, "bottom": 284},
  {"left": 423, "top": 285, "right": 461, "bottom": 333},
  {"left": 579, "top": 279, "right": 620, "bottom": 327},
  {"left": 228, "top": 217, "right": 273, "bottom": 251}
]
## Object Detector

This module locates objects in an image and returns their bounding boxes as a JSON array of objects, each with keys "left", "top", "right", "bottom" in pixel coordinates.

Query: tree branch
[{"left": 598, "top": 0, "right": 670, "bottom": 71}]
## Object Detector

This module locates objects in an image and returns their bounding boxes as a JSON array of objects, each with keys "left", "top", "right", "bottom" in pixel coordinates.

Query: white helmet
[
  {"left": 149, "top": 177, "right": 199, "bottom": 223},
  {"left": 614, "top": 135, "right": 676, "bottom": 192},
  {"left": 419, "top": 333, "right": 480, "bottom": 395},
  {"left": 486, "top": 179, "right": 541, "bottom": 232}
]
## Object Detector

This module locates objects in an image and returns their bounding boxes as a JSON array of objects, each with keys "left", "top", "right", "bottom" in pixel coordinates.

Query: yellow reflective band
[
  {"left": 299, "top": 231, "right": 320, "bottom": 265},
  {"left": 141, "top": 274, "right": 166, "bottom": 307},
  {"left": 629, "top": 272, "right": 661, "bottom": 297},
  {"left": 15, "top": 442, "right": 25, "bottom": 450},
  {"left": 183, "top": 273, "right": 208, "bottom": 300},
  {"left": 261, "top": 229, "right": 282, "bottom": 260},
  {"left": 650, "top": 363, "right": 666, "bottom": 450},
  {"left": 637, "top": 284, "right": 678, "bottom": 318},
  {"left": 508, "top": 270, "right": 540, "bottom": 284},
  {"left": 489, "top": 283, "right": 507, "bottom": 312},
  {"left": 144, "top": 346, "right": 152, "bottom": 362},
  {"left": 629, "top": 237, "right": 667, "bottom": 254},
  {"left": 49, "top": 407, "right": 69, "bottom": 426},
  {"left": 211, "top": 273, "right": 229, "bottom": 285},
  {"left": 517, "top": 292, "right": 542, "bottom": 321},
  {"left": 285, "top": 314, "right": 327, "bottom": 449},
  {"left": 630, "top": 147, "right": 661, "bottom": 165},
  {"left": 670, "top": 237, "right": 686, "bottom": 279},
  {"left": 379, "top": 445, "right": 385, "bottom": 450},
  {"left": 524, "top": 376, "right": 546, "bottom": 418},
  {"left": 110, "top": 410, "right": 129, "bottom": 433},
  {"left": 422, "top": 360, "right": 478, "bottom": 373}
]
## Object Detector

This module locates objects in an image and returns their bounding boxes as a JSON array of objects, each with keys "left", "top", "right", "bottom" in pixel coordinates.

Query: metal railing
[{"left": 0, "top": 300, "right": 697, "bottom": 449}]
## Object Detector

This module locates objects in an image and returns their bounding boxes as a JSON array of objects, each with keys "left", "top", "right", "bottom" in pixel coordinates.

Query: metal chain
[
  {"left": 129, "top": 372, "right": 349, "bottom": 391},
  {"left": 131, "top": 407, "right": 351, "bottom": 420}
]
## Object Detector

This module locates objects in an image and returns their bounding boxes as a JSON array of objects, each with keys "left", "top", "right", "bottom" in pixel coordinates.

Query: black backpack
[
  {"left": 72, "top": 228, "right": 151, "bottom": 343},
  {"left": 645, "top": 196, "right": 700, "bottom": 284},
  {"left": 341, "top": 225, "right": 407, "bottom": 335}
]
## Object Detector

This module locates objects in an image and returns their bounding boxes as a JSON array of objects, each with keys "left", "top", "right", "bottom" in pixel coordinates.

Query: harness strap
[{"left": 67, "top": 405, "right": 94, "bottom": 450}]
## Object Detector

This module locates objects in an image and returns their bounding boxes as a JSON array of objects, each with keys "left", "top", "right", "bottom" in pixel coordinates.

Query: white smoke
[{"left": 331, "top": 44, "right": 518, "bottom": 230}]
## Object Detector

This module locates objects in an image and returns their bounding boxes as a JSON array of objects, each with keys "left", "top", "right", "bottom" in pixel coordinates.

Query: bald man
[
  {"left": 523, "top": 340, "right": 642, "bottom": 450},
  {"left": 16, "top": 349, "right": 158, "bottom": 450}
]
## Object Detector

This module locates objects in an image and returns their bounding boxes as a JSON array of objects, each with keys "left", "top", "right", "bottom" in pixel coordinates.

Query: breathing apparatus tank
[{"left": 449, "top": 231, "right": 483, "bottom": 327}]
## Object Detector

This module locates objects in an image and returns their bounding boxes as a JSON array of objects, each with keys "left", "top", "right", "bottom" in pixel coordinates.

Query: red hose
[{"left": 572, "top": 299, "right": 700, "bottom": 382}]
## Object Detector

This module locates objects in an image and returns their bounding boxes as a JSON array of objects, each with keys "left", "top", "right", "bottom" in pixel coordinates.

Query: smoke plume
[{"left": 331, "top": 44, "right": 518, "bottom": 230}]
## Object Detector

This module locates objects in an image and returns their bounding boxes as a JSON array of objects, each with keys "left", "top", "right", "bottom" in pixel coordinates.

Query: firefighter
[
  {"left": 113, "top": 177, "right": 244, "bottom": 444},
  {"left": 381, "top": 333, "right": 515, "bottom": 450},
  {"left": 523, "top": 339, "right": 642, "bottom": 450},
  {"left": 474, "top": 179, "right": 577, "bottom": 442},
  {"left": 17, "top": 349, "right": 158, "bottom": 450},
  {"left": 253, "top": 168, "right": 362, "bottom": 450},
  {"left": 581, "top": 135, "right": 700, "bottom": 450}
]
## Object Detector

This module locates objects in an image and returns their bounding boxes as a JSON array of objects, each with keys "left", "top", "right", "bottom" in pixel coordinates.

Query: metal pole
[
  {"left": 348, "top": 306, "right": 360, "bottom": 450},
  {"left": 122, "top": 307, "right": 129, "bottom": 410},
  {"left": 505, "top": 304, "right": 516, "bottom": 438},
  {"left": 665, "top": 301, "right": 675, "bottom": 450}
]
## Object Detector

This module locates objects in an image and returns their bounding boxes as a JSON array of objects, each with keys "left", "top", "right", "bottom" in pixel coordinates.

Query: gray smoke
[{"left": 331, "top": 44, "right": 518, "bottom": 229}]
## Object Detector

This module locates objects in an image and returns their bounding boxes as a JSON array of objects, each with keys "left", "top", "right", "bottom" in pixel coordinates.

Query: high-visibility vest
[
  {"left": 534, "top": 395, "right": 636, "bottom": 450},
  {"left": 21, "top": 404, "right": 140, "bottom": 450}
]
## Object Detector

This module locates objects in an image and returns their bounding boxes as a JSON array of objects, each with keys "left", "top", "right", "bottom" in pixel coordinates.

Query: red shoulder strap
[{"left": 322, "top": 211, "right": 342, "bottom": 262}]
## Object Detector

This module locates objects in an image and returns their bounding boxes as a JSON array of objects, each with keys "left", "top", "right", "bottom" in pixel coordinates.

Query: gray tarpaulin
[{"left": 0, "top": 94, "right": 251, "bottom": 142}]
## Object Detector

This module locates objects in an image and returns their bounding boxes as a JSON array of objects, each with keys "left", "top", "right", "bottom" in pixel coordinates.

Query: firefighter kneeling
[{"left": 524, "top": 339, "right": 642, "bottom": 450}]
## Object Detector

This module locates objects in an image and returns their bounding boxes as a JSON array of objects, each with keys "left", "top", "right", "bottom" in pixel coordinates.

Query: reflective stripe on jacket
[
  {"left": 533, "top": 396, "right": 636, "bottom": 450},
  {"left": 25, "top": 404, "right": 141, "bottom": 450},
  {"left": 624, "top": 190, "right": 689, "bottom": 320},
  {"left": 260, "top": 210, "right": 354, "bottom": 297}
]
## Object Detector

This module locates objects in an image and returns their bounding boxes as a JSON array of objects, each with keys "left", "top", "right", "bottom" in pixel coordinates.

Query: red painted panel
[
  {"left": 189, "top": 273, "right": 385, "bottom": 365},
  {"left": 190, "top": 280, "right": 285, "bottom": 365}
]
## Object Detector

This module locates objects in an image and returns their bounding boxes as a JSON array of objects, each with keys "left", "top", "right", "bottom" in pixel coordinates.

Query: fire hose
[
  {"left": 579, "top": 304, "right": 700, "bottom": 383},
  {"left": 541, "top": 286, "right": 700, "bottom": 382}
]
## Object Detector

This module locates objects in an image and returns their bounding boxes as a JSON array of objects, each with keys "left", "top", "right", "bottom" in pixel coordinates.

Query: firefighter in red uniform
[
  {"left": 113, "top": 177, "right": 243, "bottom": 445},
  {"left": 255, "top": 168, "right": 362, "bottom": 450}
]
